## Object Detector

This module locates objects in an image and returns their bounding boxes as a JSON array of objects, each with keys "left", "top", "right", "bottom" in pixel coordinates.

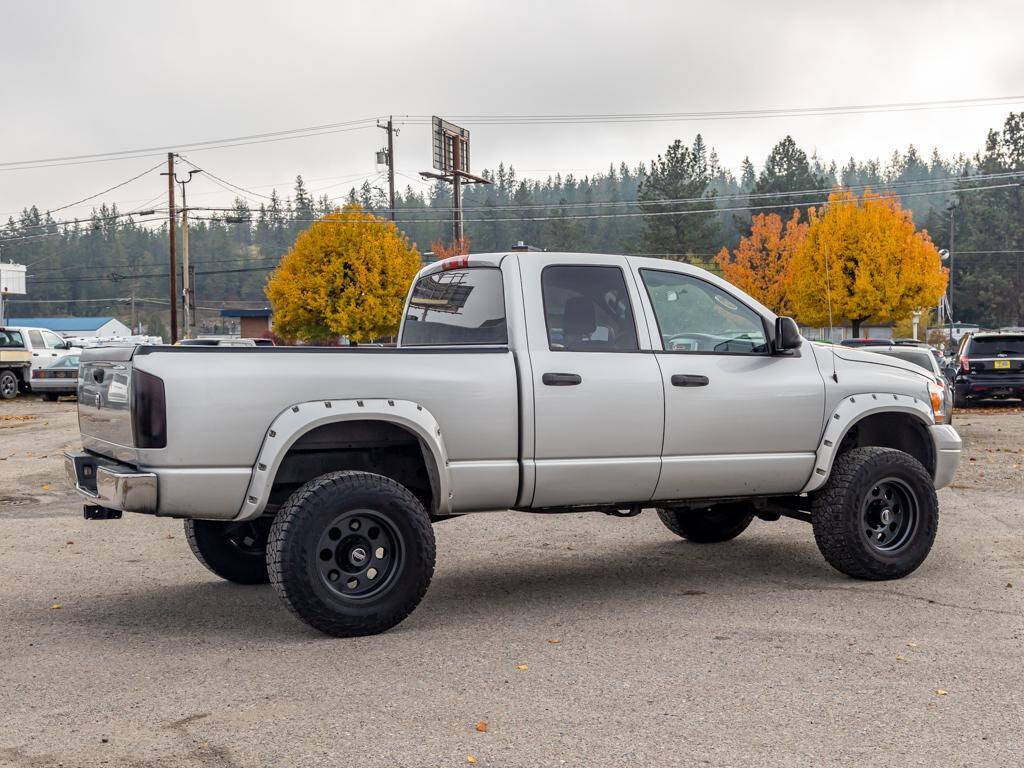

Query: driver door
[{"left": 634, "top": 265, "right": 825, "bottom": 500}]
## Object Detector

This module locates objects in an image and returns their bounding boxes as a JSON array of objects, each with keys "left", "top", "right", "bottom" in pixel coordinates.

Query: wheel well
[
  {"left": 835, "top": 412, "right": 935, "bottom": 476},
  {"left": 268, "top": 420, "right": 436, "bottom": 514}
]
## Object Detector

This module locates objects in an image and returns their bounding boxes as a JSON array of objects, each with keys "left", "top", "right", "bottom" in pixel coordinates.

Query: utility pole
[
  {"left": 378, "top": 116, "right": 398, "bottom": 220},
  {"left": 176, "top": 169, "right": 201, "bottom": 337},
  {"left": 452, "top": 137, "right": 463, "bottom": 243},
  {"left": 948, "top": 204, "right": 955, "bottom": 351},
  {"left": 163, "top": 153, "right": 178, "bottom": 344}
]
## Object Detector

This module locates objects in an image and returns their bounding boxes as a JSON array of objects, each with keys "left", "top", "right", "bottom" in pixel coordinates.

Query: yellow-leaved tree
[
  {"left": 266, "top": 204, "right": 421, "bottom": 342},
  {"left": 714, "top": 210, "right": 806, "bottom": 314},
  {"left": 788, "top": 189, "right": 947, "bottom": 337}
]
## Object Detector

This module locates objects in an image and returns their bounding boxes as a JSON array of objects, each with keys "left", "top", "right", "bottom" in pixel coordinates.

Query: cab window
[
  {"left": 28, "top": 330, "right": 44, "bottom": 348},
  {"left": 641, "top": 269, "right": 768, "bottom": 354},
  {"left": 401, "top": 268, "right": 507, "bottom": 346},
  {"left": 42, "top": 330, "right": 65, "bottom": 349},
  {"left": 541, "top": 265, "right": 638, "bottom": 352}
]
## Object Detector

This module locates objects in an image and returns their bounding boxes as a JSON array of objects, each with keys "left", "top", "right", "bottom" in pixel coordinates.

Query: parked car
[
  {"left": 31, "top": 354, "right": 80, "bottom": 401},
  {"left": 65, "top": 252, "right": 962, "bottom": 637},
  {"left": 0, "top": 327, "right": 32, "bottom": 400},
  {"left": 7, "top": 326, "right": 81, "bottom": 373},
  {"left": 953, "top": 331, "right": 1024, "bottom": 406},
  {"left": 862, "top": 345, "right": 953, "bottom": 424}
]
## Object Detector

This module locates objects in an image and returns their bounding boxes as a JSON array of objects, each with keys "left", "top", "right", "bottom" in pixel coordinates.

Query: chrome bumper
[
  {"left": 64, "top": 452, "right": 158, "bottom": 514},
  {"left": 930, "top": 424, "right": 962, "bottom": 490}
]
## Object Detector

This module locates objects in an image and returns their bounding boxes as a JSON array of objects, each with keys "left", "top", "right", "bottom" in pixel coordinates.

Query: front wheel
[
  {"left": 812, "top": 447, "right": 938, "bottom": 580},
  {"left": 656, "top": 503, "right": 754, "bottom": 543},
  {"left": 185, "top": 518, "right": 271, "bottom": 584},
  {"left": 267, "top": 471, "right": 435, "bottom": 637},
  {"left": 0, "top": 370, "right": 18, "bottom": 400}
]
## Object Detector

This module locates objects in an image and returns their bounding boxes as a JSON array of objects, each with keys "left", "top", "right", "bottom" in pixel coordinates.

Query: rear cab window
[
  {"left": 401, "top": 268, "right": 507, "bottom": 346},
  {"left": 0, "top": 330, "right": 25, "bottom": 348}
]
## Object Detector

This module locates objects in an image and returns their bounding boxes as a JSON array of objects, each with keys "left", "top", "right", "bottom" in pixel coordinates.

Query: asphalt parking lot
[{"left": 1, "top": 398, "right": 1022, "bottom": 767}]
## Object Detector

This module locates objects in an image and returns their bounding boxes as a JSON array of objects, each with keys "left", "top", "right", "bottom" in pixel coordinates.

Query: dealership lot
[{"left": 1, "top": 399, "right": 1022, "bottom": 767}]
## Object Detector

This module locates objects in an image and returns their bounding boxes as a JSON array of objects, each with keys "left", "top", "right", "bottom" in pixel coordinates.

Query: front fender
[
  {"left": 233, "top": 398, "right": 450, "bottom": 521},
  {"left": 800, "top": 393, "right": 934, "bottom": 494}
]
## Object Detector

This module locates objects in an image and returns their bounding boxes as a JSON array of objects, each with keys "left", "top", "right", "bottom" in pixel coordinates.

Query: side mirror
[{"left": 774, "top": 316, "right": 802, "bottom": 352}]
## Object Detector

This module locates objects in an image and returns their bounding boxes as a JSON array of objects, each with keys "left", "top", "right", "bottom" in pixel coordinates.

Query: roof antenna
[{"left": 823, "top": 244, "right": 838, "bottom": 382}]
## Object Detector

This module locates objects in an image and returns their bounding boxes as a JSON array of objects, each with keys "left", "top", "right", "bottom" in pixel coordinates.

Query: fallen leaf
[
  {"left": 1007, "top": 583, "right": 1013, "bottom": 589},
  {"left": 515, "top": 664, "right": 529, "bottom": 671},
  {"left": 41, "top": 484, "right": 50, "bottom": 491},
  {"left": 475, "top": 720, "right": 488, "bottom": 733},
  {"left": 906, "top": 642, "right": 919, "bottom": 648},
  {"left": 547, "top": 639, "right": 561, "bottom": 645},
  {"left": 50, "top": 603, "right": 62, "bottom": 610},
  {"left": 895, "top": 655, "right": 906, "bottom": 662},
  {"left": 467, "top": 756, "right": 477, "bottom": 765},
  {"left": 935, "top": 689, "right": 948, "bottom": 696}
]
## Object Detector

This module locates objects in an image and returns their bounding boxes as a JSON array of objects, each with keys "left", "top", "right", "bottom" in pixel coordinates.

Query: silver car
[{"left": 31, "top": 354, "right": 80, "bottom": 401}]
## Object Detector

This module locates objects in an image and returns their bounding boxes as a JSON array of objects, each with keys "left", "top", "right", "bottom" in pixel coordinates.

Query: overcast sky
[{"left": 2, "top": 0, "right": 1023, "bottom": 221}]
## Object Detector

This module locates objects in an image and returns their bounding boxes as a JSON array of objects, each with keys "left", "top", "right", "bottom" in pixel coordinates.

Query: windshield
[{"left": 968, "top": 335, "right": 1024, "bottom": 356}]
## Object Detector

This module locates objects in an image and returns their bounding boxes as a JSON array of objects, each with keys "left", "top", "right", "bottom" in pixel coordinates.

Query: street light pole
[{"left": 947, "top": 203, "right": 956, "bottom": 351}]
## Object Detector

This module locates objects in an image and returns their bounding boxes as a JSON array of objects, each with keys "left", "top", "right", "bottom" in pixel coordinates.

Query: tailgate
[{"left": 78, "top": 346, "right": 136, "bottom": 449}]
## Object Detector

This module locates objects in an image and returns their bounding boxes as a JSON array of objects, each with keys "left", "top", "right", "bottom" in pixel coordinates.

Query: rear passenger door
[{"left": 520, "top": 256, "right": 664, "bottom": 508}]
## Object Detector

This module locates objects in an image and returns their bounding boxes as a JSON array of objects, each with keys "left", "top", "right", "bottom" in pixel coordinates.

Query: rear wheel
[
  {"left": 41, "top": 392, "right": 60, "bottom": 402},
  {"left": 812, "top": 447, "right": 937, "bottom": 580},
  {"left": 0, "top": 370, "right": 18, "bottom": 400},
  {"left": 267, "top": 471, "right": 435, "bottom": 637},
  {"left": 657, "top": 503, "right": 754, "bottom": 543},
  {"left": 185, "top": 518, "right": 271, "bottom": 584}
]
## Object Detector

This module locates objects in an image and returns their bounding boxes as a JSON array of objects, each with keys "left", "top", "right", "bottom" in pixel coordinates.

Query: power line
[
  {"left": 392, "top": 95, "right": 1024, "bottom": 126},
  {"left": 0, "top": 118, "right": 380, "bottom": 171}
]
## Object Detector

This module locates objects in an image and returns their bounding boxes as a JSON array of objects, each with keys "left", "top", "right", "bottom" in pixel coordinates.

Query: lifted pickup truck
[{"left": 66, "top": 252, "right": 962, "bottom": 636}]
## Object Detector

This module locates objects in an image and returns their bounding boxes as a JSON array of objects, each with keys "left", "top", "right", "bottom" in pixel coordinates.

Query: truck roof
[{"left": 417, "top": 251, "right": 778, "bottom": 322}]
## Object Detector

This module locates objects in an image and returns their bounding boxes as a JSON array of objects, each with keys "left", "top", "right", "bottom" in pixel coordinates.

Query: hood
[{"left": 833, "top": 347, "right": 935, "bottom": 382}]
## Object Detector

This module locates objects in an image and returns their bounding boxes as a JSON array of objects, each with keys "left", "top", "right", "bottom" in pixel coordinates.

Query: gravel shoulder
[{"left": 1, "top": 398, "right": 1022, "bottom": 767}]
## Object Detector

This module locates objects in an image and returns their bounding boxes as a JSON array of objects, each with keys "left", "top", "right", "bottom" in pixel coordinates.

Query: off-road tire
[
  {"left": 185, "top": 518, "right": 271, "bottom": 584},
  {"left": 267, "top": 471, "right": 435, "bottom": 637},
  {"left": 0, "top": 370, "right": 18, "bottom": 400},
  {"left": 812, "top": 446, "right": 938, "bottom": 580},
  {"left": 656, "top": 503, "right": 754, "bottom": 543},
  {"left": 953, "top": 390, "right": 970, "bottom": 408}
]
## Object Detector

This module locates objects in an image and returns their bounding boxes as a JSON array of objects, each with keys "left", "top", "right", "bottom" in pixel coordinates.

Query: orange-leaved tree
[
  {"left": 430, "top": 236, "right": 470, "bottom": 260},
  {"left": 788, "top": 189, "right": 947, "bottom": 337},
  {"left": 714, "top": 210, "right": 806, "bottom": 314},
  {"left": 266, "top": 204, "right": 421, "bottom": 342}
]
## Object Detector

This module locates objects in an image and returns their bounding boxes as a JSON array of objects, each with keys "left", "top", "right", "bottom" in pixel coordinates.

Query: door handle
[
  {"left": 671, "top": 374, "right": 709, "bottom": 387},
  {"left": 542, "top": 372, "right": 582, "bottom": 386}
]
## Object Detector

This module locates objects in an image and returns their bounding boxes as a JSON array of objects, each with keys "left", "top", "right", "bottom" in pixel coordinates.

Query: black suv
[{"left": 954, "top": 332, "right": 1024, "bottom": 406}]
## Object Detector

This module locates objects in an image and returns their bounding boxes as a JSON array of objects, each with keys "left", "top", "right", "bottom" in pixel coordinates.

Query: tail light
[
  {"left": 32, "top": 369, "right": 43, "bottom": 379},
  {"left": 960, "top": 355, "right": 970, "bottom": 373},
  {"left": 440, "top": 255, "right": 470, "bottom": 271},
  {"left": 131, "top": 369, "right": 166, "bottom": 448}
]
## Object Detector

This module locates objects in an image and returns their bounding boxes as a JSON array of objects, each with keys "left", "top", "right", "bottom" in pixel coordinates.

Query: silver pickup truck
[{"left": 66, "top": 252, "right": 962, "bottom": 636}]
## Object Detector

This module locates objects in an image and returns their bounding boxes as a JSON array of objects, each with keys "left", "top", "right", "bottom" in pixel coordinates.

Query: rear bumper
[
  {"left": 956, "top": 376, "right": 1024, "bottom": 399},
  {"left": 930, "top": 424, "right": 962, "bottom": 490},
  {"left": 64, "top": 451, "right": 158, "bottom": 514}
]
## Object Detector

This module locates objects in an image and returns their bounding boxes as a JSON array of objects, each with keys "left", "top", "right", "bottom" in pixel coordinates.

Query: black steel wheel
[
  {"left": 656, "top": 503, "right": 754, "bottom": 543},
  {"left": 812, "top": 447, "right": 938, "bottom": 580},
  {"left": 0, "top": 370, "right": 18, "bottom": 400},
  {"left": 185, "top": 518, "right": 272, "bottom": 584},
  {"left": 267, "top": 471, "right": 435, "bottom": 637}
]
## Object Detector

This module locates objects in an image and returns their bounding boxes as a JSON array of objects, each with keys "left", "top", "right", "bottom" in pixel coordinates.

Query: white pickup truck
[{"left": 66, "top": 252, "right": 962, "bottom": 636}]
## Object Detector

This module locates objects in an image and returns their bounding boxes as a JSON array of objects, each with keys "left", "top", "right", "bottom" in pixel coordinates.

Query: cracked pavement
[{"left": 1, "top": 398, "right": 1022, "bottom": 767}]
